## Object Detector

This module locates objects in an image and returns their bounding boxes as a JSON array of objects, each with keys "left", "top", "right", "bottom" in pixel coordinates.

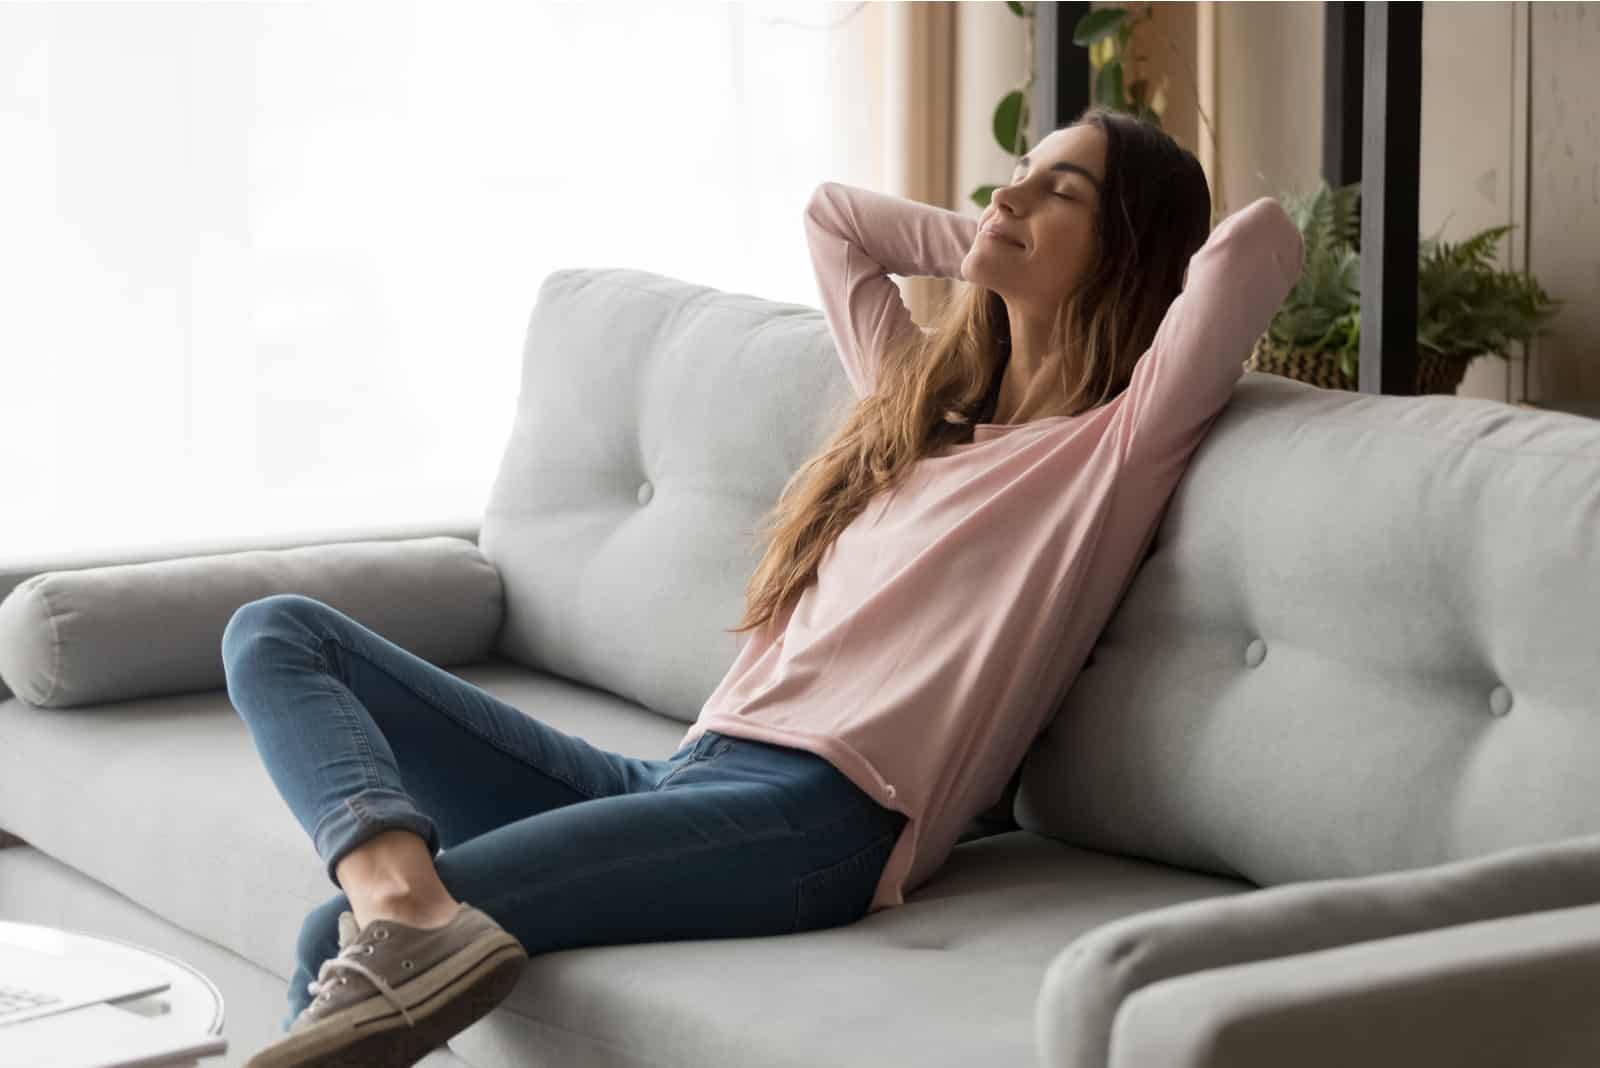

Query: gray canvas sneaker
[{"left": 245, "top": 901, "right": 529, "bottom": 1068}]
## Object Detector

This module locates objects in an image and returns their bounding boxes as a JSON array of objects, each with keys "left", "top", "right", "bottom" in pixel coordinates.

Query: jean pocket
[
  {"left": 793, "top": 828, "right": 899, "bottom": 934},
  {"left": 656, "top": 733, "right": 737, "bottom": 789}
]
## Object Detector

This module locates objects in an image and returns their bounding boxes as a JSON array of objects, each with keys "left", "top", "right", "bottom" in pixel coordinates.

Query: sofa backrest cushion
[
  {"left": 1015, "top": 373, "right": 1600, "bottom": 887},
  {"left": 480, "top": 267, "right": 855, "bottom": 724}
]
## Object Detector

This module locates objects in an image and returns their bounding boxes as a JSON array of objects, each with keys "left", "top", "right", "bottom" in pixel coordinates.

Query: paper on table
[{"left": 0, "top": 1002, "right": 226, "bottom": 1068}]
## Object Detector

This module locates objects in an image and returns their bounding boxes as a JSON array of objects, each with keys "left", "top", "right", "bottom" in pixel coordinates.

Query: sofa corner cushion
[
  {"left": 1035, "top": 830, "right": 1600, "bottom": 1068},
  {"left": 0, "top": 535, "right": 503, "bottom": 709},
  {"left": 1104, "top": 900, "right": 1600, "bottom": 1068}
]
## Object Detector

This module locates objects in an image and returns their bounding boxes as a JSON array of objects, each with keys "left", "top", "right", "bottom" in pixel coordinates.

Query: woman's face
[{"left": 962, "top": 124, "right": 1107, "bottom": 313}]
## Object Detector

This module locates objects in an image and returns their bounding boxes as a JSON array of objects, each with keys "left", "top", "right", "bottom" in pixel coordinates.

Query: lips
[{"left": 980, "top": 225, "right": 1026, "bottom": 250}]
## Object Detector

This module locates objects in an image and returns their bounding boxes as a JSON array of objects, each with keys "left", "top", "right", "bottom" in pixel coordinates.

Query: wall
[
  {"left": 1212, "top": 1, "right": 1596, "bottom": 411},
  {"left": 1213, "top": 1, "right": 1325, "bottom": 219},
  {"left": 1528, "top": 1, "right": 1600, "bottom": 413},
  {"left": 952, "top": 0, "right": 1030, "bottom": 220},
  {"left": 953, "top": 1, "right": 1595, "bottom": 411},
  {"left": 1419, "top": 1, "right": 1527, "bottom": 404}
]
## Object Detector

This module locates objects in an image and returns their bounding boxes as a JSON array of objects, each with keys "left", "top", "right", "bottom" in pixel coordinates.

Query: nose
[{"left": 990, "top": 184, "right": 1024, "bottom": 220}]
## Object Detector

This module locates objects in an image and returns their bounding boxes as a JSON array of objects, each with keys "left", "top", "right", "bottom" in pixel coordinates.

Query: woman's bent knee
[{"left": 222, "top": 594, "right": 330, "bottom": 665}]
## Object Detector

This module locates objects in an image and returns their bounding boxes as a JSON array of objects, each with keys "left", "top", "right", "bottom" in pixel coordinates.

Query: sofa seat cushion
[
  {"left": 1, "top": 657, "right": 1251, "bottom": 1068},
  {"left": 445, "top": 832, "right": 1252, "bottom": 1068},
  {"left": 0, "top": 656, "right": 690, "bottom": 984}
]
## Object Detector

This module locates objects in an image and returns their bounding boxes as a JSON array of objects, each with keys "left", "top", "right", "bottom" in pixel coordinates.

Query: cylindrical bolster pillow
[{"left": 0, "top": 536, "right": 503, "bottom": 710}]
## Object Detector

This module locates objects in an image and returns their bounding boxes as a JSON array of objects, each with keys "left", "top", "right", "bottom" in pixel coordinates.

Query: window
[{"left": 1, "top": 0, "right": 876, "bottom": 562}]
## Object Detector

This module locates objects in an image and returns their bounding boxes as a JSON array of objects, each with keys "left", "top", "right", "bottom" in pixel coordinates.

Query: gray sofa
[{"left": 3, "top": 265, "right": 1599, "bottom": 1068}]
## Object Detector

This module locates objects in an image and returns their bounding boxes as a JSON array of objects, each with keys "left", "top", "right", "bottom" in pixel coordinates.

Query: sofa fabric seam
[
  {"left": 1230, "top": 398, "right": 1594, "bottom": 462},
  {"left": 33, "top": 578, "right": 63, "bottom": 707},
  {"left": 466, "top": 1008, "right": 681, "bottom": 1068}
]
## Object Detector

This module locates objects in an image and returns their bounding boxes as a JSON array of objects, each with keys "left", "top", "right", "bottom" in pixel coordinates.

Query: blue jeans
[{"left": 219, "top": 594, "right": 907, "bottom": 1034}]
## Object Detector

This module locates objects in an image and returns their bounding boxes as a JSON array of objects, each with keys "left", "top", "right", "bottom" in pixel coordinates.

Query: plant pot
[{"left": 1247, "top": 334, "right": 1473, "bottom": 395}]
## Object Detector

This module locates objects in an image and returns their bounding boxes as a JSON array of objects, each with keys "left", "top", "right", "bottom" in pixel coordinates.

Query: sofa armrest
[
  {"left": 0, "top": 536, "right": 503, "bottom": 709},
  {"left": 1036, "top": 832, "right": 1600, "bottom": 1068},
  {"left": 1107, "top": 901, "right": 1600, "bottom": 1068}
]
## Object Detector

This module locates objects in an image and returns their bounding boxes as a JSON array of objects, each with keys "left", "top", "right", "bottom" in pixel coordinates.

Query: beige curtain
[{"left": 862, "top": 0, "right": 958, "bottom": 324}]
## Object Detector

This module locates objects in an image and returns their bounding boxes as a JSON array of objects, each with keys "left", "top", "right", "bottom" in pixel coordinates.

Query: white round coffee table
[{"left": 0, "top": 919, "right": 224, "bottom": 1035}]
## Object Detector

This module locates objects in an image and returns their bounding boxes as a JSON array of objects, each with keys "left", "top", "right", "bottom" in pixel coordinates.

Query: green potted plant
[
  {"left": 970, "top": 2, "right": 1182, "bottom": 211},
  {"left": 969, "top": 2, "right": 1039, "bottom": 210},
  {"left": 1074, "top": 3, "right": 1168, "bottom": 126},
  {"left": 1251, "top": 178, "right": 1565, "bottom": 394}
]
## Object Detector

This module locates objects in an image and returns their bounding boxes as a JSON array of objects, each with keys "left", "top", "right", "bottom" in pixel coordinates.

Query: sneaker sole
[{"left": 246, "top": 930, "right": 529, "bottom": 1068}]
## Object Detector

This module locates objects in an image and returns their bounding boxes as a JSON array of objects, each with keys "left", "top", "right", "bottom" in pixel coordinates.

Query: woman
[{"left": 225, "top": 104, "right": 1304, "bottom": 1067}]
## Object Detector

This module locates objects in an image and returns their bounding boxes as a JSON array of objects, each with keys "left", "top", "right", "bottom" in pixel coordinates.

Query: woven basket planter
[{"left": 1247, "top": 334, "right": 1472, "bottom": 396}]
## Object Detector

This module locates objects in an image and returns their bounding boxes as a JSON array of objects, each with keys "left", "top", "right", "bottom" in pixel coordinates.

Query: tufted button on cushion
[{"left": 1245, "top": 638, "right": 1267, "bottom": 668}]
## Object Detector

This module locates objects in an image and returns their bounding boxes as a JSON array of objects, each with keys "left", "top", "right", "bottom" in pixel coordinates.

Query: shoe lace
[{"left": 305, "top": 934, "right": 418, "bottom": 1029}]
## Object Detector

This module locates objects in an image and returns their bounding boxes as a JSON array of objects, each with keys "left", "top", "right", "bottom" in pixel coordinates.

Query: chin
[
  {"left": 962, "top": 259, "right": 1003, "bottom": 290},
  {"left": 970, "top": 272, "right": 1016, "bottom": 300}
]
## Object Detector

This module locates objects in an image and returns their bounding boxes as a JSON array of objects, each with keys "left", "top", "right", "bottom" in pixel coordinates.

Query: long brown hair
[{"left": 725, "top": 105, "right": 1212, "bottom": 640}]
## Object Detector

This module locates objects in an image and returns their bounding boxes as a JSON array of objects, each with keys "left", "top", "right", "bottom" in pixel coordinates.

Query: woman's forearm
[{"left": 804, "top": 181, "right": 979, "bottom": 282}]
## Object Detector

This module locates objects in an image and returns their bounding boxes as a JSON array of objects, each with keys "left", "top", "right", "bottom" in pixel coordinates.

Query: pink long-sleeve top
[{"left": 678, "top": 181, "right": 1305, "bottom": 913}]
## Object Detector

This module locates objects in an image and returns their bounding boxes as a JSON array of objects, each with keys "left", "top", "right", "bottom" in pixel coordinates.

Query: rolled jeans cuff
[{"left": 312, "top": 786, "right": 442, "bottom": 889}]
